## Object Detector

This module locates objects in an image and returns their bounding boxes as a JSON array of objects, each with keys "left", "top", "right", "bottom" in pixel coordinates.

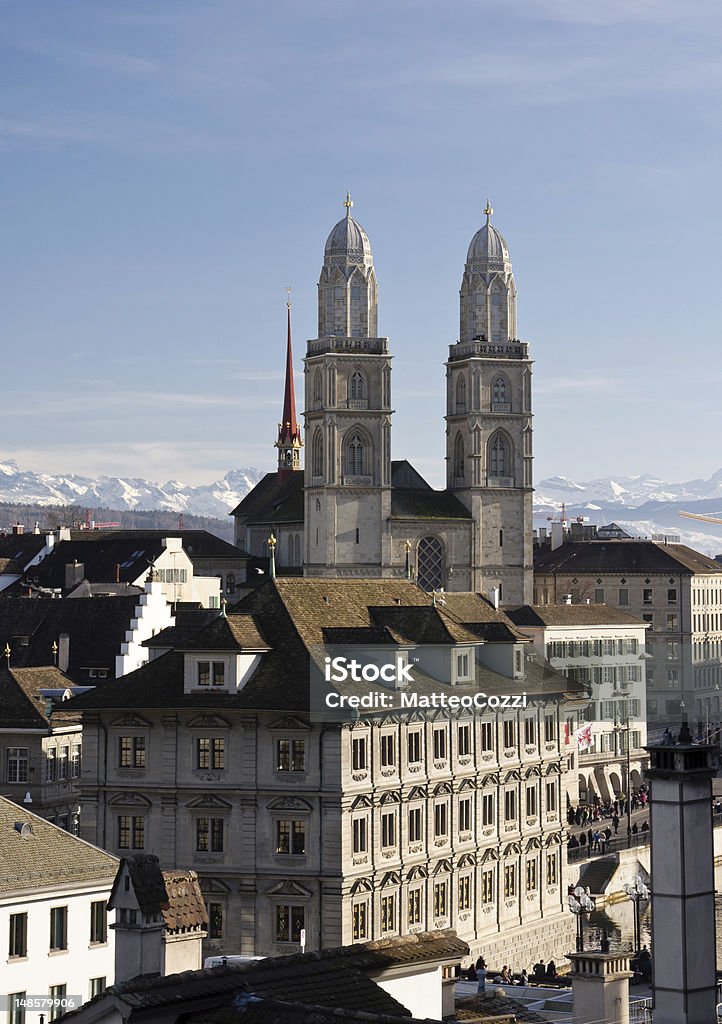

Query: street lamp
[
  {"left": 568, "top": 885, "right": 596, "bottom": 952},
  {"left": 623, "top": 875, "right": 650, "bottom": 953}
]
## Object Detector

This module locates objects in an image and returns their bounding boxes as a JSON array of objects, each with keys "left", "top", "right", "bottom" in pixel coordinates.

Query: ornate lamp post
[
  {"left": 623, "top": 874, "right": 650, "bottom": 953},
  {"left": 568, "top": 885, "right": 596, "bottom": 952}
]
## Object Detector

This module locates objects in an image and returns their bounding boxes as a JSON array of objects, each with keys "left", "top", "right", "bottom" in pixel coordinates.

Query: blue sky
[{"left": 1, "top": 0, "right": 721, "bottom": 488}]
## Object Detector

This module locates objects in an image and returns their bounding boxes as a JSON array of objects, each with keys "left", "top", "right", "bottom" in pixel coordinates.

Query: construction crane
[{"left": 679, "top": 511, "right": 722, "bottom": 525}]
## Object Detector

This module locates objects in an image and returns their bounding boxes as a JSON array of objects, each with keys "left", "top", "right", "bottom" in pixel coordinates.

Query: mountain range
[{"left": 1, "top": 459, "right": 721, "bottom": 555}]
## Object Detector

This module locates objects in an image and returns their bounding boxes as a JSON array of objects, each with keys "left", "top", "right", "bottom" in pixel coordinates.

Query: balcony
[{"left": 491, "top": 402, "right": 511, "bottom": 414}]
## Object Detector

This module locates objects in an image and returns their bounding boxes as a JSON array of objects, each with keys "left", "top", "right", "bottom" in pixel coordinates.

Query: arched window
[
  {"left": 489, "top": 433, "right": 509, "bottom": 478},
  {"left": 492, "top": 376, "right": 507, "bottom": 405},
  {"left": 226, "top": 573, "right": 236, "bottom": 595},
  {"left": 345, "top": 432, "right": 366, "bottom": 476},
  {"left": 350, "top": 371, "right": 366, "bottom": 400},
  {"left": 455, "top": 374, "right": 466, "bottom": 413},
  {"left": 417, "top": 536, "right": 443, "bottom": 592},
  {"left": 313, "top": 369, "right": 322, "bottom": 403},
  {"left": 313, "top": 429, "right": 324, "bottom": 478},
  {"left": 454, "top": 434, "right": 465, "bottom": 480}
]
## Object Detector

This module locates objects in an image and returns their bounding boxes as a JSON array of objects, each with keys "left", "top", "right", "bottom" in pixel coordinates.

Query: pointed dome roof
[
  {"left": 465, "top": 200, "right": 511, "bottom": 270},
  {"left": 324, "top": 193, "right": 373, "bottom": 266}
]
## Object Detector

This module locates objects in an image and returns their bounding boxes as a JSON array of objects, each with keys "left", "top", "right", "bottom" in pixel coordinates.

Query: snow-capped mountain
[
  {"left": 0, "top": 460, "right": 264, "bottom": 519},
  {"left": 534, "top": 470, "right": 722, "bottom": 555},
  {"left": 1, "top": 458, "right": 721, "bottom": 554}
]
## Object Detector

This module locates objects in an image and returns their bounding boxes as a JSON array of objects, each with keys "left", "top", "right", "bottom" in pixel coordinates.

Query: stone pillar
[
  {"left": 645, "top": 737, "right": 717, "bottom": 1024},
  {"left": 567, "top": 951, "right": 632, "bottom": 1024}
]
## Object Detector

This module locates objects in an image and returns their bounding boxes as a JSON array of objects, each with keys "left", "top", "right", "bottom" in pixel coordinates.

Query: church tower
[
  {"left": 445, "top": 202, "right": 533, "bottom": 604},
  {"left": 275, "top": 297, "right": 303, "bottom": 478},
  {"left": 304, "top": 194, "right": 393, "bottom": 576}
]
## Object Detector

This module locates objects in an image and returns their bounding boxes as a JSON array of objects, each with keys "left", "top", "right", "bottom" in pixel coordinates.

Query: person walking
[{"left": 612, "top": 814, "right": 619, "bottom": 835}]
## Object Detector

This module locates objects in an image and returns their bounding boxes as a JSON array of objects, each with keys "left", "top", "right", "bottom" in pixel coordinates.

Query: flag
[{"left": 575, "top": 724, "right": 593, "bottom": 751}]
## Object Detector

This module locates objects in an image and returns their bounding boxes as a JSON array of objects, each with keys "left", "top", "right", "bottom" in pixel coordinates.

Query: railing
[{"left": 567, "top": 828, "right": 651, "bottom": 864}]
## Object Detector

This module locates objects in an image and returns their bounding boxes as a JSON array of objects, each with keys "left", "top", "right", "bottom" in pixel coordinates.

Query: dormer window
[{"left": 198, "top": 661, "right": 225, "bottom": 687}]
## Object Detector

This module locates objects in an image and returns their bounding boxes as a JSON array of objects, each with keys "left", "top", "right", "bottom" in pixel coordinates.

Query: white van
[{"left": 204, "top": 955, "right": 265, "bottom": 969}]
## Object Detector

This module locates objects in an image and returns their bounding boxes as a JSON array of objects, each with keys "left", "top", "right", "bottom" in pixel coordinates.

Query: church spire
[{"left": 276, "top": 292, "right": 303, "bottom": 477}]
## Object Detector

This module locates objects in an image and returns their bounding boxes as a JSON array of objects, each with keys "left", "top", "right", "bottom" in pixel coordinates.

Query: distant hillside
[{"left": 0, "top": 502, "right": 234, "bottom": 543}]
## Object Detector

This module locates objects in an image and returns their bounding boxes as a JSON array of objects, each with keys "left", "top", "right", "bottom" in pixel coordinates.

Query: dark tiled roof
[
  {"left": 184, "top": 998, "right": 442, "bottom": 1023},
  {"left": 65, "top": 530, "right": 248, "bottom": 559},
  {"left": 66, "top": 580, "right": 580, "bottom": 715},
  {"left": 0, "top": 664, "right": 50, "bottom": 728},
  {"left": 534, "top": 541, "right": 722, "bottom": 576},
  {"left": 230, "top": 472, "right": 305, "bottom": 523},
  {"left": 142, "top": 607, "right": 221, "bottom": 649},
  {"left": 0, "top": 595, "right": 138, "bottom": 679},
  {"left": 390, "top": 488, "right": 473, "bottom": 521},
  {"left": 65, "top": 931, "right": 466, "bottom": 1021},
  {"left": 0, "top": 532, "right": 48, "bottom": 569},
  {"left": 0, "top": 796, "right": 118, "bottom": 894},
  {"left": 456, "top": 992, "right": 547, "bottom": 1022},
  {"left": 162, "top": 870, "right": 208, "bottom": 931},
  {"left": 390, "top": 460, "right": 432, "bottom": 491},
  {"left": 179, "top": 613, "right": 270, "bottom": 652},
  {"left": 507, "top": 604, "right": 648, "bottom": 628},
  {"left": 65, "top": 960, "right": 410, "bottom": 1020},
  {"left": 109, "top": 855, "right": 208, "bottom": 932}
]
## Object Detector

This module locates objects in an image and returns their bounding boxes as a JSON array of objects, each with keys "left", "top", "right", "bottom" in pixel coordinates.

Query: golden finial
[
  {"left": 267, "top": 533, "right": 277, "bottom": 551},
  {"left": 484, "top": 199, "right": 493, "bottom": 221},
  {"left": 404, "top": 539, "right": 411, "bottom": 553},
  {"left": 286, "top": 285, "right": 292, "bottom": 310},
  {"left": 344, "top": 190, "right": 353, "bottom": 214},
  {"left": 3, "top": 642, "right": 10, "bottom": 662}
]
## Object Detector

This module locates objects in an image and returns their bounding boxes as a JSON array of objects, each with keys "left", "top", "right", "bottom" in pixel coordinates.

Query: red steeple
[{"left": 276, "top": 297, "right": 303, "bottom": 476}]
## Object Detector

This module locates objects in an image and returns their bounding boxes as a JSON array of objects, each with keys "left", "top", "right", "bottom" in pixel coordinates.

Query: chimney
[
  {"left": 58, "top": 633, "right": 70, "bottom": 673},
  {"left": 551, "top": 521, "right": 564, "bottom": 550},
  {"left": 645, "top": 733, "right": 717, "bottom": 1024},
  {"left": 567, "top": 951, "right": 632, "bottom": 1024},
  {"left": 490, "top": 587, "right": 500, "bottom": 610},
  {"left": 65, "top": 560, "right": 84, "bottom": 591},
  {"left": 12, "top": 523, "right": 24, "bottom": 536}
]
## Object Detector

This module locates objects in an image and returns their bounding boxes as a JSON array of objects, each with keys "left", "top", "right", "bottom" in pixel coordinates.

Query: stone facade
[
  {"left": 72, "top": 578, "right": 582, "bottom": 966},
  {"left": 533, "top": 540, "right": 722, "bottom": 734},
  {"left": 233, "top": 197, "right": 535, "bottom": 606}
]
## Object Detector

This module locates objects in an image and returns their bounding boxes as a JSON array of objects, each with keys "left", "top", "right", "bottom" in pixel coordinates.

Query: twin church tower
[{"left": 233, "top": 196, "right": 533, "bottom": 605}]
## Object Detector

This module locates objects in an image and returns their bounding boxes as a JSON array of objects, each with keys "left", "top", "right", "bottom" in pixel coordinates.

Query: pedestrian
[
  {"left": 476, "top": 957, "right": 487, "bottom": 993},
  {"left": 612, "top": 814, "right": 619, "bottom": 835},
  {"left": 632, "top": 822, "right": 638, "bottom": 836},
  {"left": 587, "top": 828, "right": 593, "bottom": 848},
  {"left": 519, "top": 969, "right": 529, "bottom": 986}
]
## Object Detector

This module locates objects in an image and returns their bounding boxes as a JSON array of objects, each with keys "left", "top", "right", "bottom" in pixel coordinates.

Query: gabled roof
[
  {"left": 0, "top": 595, "right": 139, "bottom": 679},
  {"left": 0, "top": 664, "right": 78, "bottom": 730},
  {"left": 390, "top": 460, "right": 433, "bottom": 491},
  {"left": 15, "top": 530, "right": 248, "bottom": 593},
  {"left": 0, "top": 796, "right": 118, "bottom": 894},
  {"left": 64, "top": 930, "right": 466, "bottom": 1022},
  {"left": 66, "top": 579, "right": 580, "bottom": 715},
  {"left": 65, "top": 529, "right": 248, "bottom": 559},
  {"left": 230, "top": 472, "right": 304, "bottom": 522},
  {"left": 230, "top": 461, "right": 472, "bottom": 527},
  {"left": 390, "top": 488, "right": 473, "bottom": 521},
  {"left": 507, "top": 604, "right": 648, "bottom": 629},
  {"left": 179, "top": 613, "right": 270, "bottom": 652},
  {"left": 183, "top": 998, "right": 442, "bottom": 1023},
  {"left": 534, "top": 540, "right": 722, "bottom": 576},
  {"left": 0, "top": 531, "right": 48, "bottom": 570},
  {"left": 109, "top": 855, "right": 208, "bottom": 932}
]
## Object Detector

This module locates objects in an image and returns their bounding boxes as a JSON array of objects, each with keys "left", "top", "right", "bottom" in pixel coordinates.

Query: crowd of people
[
  {"left": 567, "top": 784, "right": 650, "bottom": 828},
  {"left": 471, "top": 957, "right": 560, "bottom": 992}
]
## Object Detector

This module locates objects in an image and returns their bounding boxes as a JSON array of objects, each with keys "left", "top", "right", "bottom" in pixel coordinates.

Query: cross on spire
[
  {"left": 484, "top": 199, "right": 493, "bottom": 223},
  {"left": 344, "top": 190, "right": 353, "bottom": 217}
]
